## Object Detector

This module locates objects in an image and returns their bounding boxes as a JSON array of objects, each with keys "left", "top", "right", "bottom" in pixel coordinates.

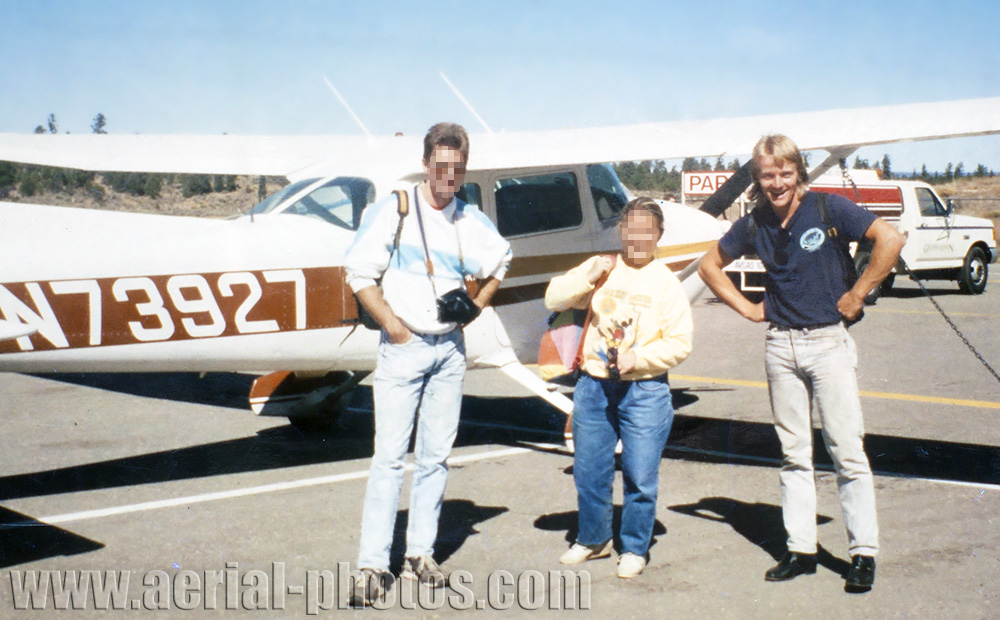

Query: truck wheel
[
  {"left": 958, "top": 247, "right": 988, "bottom": 294},
  {"left": 881, "top": 273, "right": 895, "bottom": 294},
  {"left": 854, "top": 252, "right": 884, "bottom": 305}
]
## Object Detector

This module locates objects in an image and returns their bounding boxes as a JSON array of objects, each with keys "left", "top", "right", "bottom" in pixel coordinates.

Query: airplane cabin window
[
  {"left": 456, "top": 183, "right": 481, "bottom": 209},
  {"left": 284, "top": 177, "right": 376, "bottom": 230},
  {"left": 587, "top": 163, "right": 629, "bottom": 221},
  {"left": 494, "top": 171, "right": 582, "bottom": 237}
]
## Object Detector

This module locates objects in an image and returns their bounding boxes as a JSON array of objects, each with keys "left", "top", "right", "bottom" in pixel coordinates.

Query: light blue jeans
[
  {"left": 765, "top": 322, "right": 879, "bottom": 557},
  {"left": 356, "top": 329, "right": 466, "bottom": 571},
  {"left": 572, "top": 374, "right": 674, "bottom": 557}
]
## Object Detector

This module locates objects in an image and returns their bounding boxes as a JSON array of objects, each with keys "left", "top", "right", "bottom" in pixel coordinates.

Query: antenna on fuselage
[
  {"left": 439, "top": 72, "right": 493, "bottom": 134},
  {"left": 322, "top": 76, "right": 372, "bottom": 137}
]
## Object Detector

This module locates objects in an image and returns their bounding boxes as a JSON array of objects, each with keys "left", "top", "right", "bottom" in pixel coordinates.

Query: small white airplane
[{"left": 1, "top": 97, "right": 999, "bottom": 426}]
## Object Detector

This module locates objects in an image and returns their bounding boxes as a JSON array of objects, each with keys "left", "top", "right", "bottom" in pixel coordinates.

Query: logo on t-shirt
[{"left": 800, "top": 227, "right": 826, "bottom": 252}]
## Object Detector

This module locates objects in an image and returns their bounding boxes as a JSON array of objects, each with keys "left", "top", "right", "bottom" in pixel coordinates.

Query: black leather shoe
[
  {"left": 845, "top": 555, "right": 876, "bottom": 592},
  {"left": 765, "top": 551, "right": 817, "bottom": 581}
]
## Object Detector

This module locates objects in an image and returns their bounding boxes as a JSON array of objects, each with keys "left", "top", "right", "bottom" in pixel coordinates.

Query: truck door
[{"left": 912, "top": 187, "right": 956, "bottom": 265}]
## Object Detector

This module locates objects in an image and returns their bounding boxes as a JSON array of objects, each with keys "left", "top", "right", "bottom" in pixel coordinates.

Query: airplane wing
[{"left": 0, "top": 97, "right": 998, "bottom": 178}]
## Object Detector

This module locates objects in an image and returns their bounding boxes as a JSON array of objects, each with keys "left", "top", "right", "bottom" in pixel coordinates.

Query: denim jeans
[
  {"left": 356, "top": 329, "right": 466, "bottom": 570},
  {"left": 572, "top": 373, "right": 674, "bottom": 557},
  {"left": 765, "top": 323, "right": 879, "bottom": 557}
]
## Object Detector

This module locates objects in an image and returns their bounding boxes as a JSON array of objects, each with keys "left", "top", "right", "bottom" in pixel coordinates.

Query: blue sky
[{"left": 2, "top": 0, "right": 999, "bottom": 173}]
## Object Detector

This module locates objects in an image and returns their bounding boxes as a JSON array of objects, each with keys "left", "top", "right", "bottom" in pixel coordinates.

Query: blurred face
[
  {"left": 423, "top": 146, "right": 466, "bottom": 207},
  {"left": 620, "top": 209, "right": 661, "bottom": 267},
  {"left": 757, "top": 156, "right": 801, "bottom": 210}
]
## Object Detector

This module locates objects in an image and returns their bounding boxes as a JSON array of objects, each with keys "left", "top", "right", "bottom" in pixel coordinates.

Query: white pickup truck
[{"left": 724, "top": 169, "right": 998, "bottom": 300}]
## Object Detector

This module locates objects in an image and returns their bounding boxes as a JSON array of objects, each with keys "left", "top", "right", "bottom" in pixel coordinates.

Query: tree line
[{"left": 615, "top": 153, "right": 996, "bottom": 193}]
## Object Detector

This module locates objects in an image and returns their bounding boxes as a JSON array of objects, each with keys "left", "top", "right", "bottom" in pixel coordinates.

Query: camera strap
[{"left": 412, "top": 186, "right": 469, "bottom": 300}]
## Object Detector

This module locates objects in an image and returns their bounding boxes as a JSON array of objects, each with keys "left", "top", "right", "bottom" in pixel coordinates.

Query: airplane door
[
  {"left": 490, "top": 167, "right": 598, "bottom": 276},
  {"left": 484, "top": 167, "right": 599, "bottom": 361}
]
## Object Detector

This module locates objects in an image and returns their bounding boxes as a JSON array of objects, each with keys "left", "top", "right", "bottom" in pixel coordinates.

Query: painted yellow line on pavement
[
  {"left": 672, "top": 374, "right": 1000, "bottom": 410},
  {"left": 866, "top": 308, "right": 1000, "bottom": 318}
]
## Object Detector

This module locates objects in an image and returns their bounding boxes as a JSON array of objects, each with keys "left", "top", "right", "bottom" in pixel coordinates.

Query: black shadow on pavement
[
  {"left": 0, "top": 506, "right": 104, "bottom": 569},
  {"left": 388, "top": 500, "right": 509, "bottom": 574},
  {"left": 533, "top": 507, "right": 667, "bottom": 555}
]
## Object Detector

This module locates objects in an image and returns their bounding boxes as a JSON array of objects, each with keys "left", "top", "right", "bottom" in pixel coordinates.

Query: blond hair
[{"left": 748, "top": 134, "right": 809, "bottom": 204}]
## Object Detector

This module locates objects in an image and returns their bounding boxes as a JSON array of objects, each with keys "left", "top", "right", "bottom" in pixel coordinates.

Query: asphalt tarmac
[{"left": 1, "top": 274, "right": 998, "bottom": 618}]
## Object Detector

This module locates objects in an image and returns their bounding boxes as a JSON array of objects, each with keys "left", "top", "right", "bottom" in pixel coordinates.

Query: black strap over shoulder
[
  {"left": 352, "top": 190, "right": 410, "bottom": 330},
  {"left": 389, "top": 189, "right": 409, "bottom": 267}
]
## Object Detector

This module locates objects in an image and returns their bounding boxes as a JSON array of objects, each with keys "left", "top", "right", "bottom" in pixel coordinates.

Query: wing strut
[{"left": 699, "top": 162, "right": 752, "bottom": 218}]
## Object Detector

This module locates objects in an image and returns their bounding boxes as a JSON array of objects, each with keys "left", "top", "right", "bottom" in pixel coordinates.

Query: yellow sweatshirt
[{"left": 544, "top": 256, "right": 693, "bottom": 381}]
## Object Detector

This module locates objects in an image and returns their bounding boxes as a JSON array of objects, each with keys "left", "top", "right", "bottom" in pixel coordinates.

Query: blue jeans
[
  {"left": 765, "top": 323, "right": 879, "bottom": 557},
  {"left": 572, "top": 374, "right": 674, "bottom": 557},
  {"left": 357, "top": 329, "right": 466, "bottom": 570}
]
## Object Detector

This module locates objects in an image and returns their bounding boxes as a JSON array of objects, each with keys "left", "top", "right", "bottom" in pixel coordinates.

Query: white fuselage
[{"left": 0, "top": 163, "right": 724, "bottom": 374}]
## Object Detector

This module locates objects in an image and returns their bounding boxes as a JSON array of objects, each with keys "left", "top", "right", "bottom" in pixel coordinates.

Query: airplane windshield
[
  {"left": 587, "top": 163, "right": 630, "bottom": 221},
  {"left": 280, "top": 177, "right": 376, "bottom": 230},
  {"left": 248, "top": 178, "right": 319, "bottom": 216},
  {"left": 246, "top": 176, "right": 377, "bottom": 230}
]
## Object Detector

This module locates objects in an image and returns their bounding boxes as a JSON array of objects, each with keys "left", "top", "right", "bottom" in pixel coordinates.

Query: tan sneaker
[
  {"left": 559, "top": 540, "right": 613, "bottom": 565},
  {"left": 617, "top": 553, "right": 647, "bottom": 579},
  {"left": 401, "top": 555, "right": 446, "bottom": 588},
  {"left": 348, "top": 568, "right": 394, "bottom": 607}
]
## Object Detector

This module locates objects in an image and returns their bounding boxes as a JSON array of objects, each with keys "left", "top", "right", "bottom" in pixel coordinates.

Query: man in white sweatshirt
[{"left": 344, "top": 123, "right": 511, "bottom": 605}]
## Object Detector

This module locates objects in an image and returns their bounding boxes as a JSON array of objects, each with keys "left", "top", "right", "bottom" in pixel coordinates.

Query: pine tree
[
  {"left": 47, "top": 114, "right": 58, "bottom": 134},
  {"left": 881, "top": 154, "right": 892, "bottom": 180},
  {"left": 91, "top": 113, "right": 107, "bottom": 134}
]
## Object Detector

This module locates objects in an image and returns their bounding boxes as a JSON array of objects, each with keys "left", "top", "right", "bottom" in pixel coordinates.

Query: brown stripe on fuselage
[
  {"left": 493, "top": 250, "right": 703, "bottom": 307},
  {"left": 507, "top": 242, "right": 713, "bottom": 281},
  {"left": 0, "top": 267, "right": 361, "bottom": 354}
]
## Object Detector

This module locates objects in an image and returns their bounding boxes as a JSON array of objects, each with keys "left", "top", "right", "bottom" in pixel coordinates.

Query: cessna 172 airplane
[{"left": 1, "top": 97, "right": 999, "bottom": 425}]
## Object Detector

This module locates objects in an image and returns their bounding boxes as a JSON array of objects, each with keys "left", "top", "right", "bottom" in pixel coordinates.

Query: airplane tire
[{"left": 958, "top": 247, "right": 988, "bottom": 295}]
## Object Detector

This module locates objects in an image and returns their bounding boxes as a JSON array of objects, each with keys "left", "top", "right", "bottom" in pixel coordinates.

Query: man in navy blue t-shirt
[{"left": 698, "top": 134, "right": 905, "bottom": 593}]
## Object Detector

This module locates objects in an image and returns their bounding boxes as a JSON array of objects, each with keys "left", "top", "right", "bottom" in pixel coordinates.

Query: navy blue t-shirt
[{"left": 719, "top": 192, "right": 877, "bottom": 327}]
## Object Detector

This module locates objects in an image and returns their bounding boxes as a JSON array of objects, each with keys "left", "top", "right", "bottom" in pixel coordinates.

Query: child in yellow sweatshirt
[{"left": 545, "top": 197, "right": 692, "bottom": 579}]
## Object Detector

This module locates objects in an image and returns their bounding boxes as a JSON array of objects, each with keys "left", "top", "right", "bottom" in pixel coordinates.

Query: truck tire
[
  {"left": 853, "top": 251, "right": 886, "bottom": 305},
  {"left": 958, "top": 247, "right": 988, "bottom": 294}
]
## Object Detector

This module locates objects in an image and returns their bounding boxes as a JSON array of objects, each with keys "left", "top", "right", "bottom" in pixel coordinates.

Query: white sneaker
[
  {"left": 559, "top": 540, "right": 613, "bottom": 565},
  {"left": 617, "top": 553, "right": 647, "bottom": 579}
]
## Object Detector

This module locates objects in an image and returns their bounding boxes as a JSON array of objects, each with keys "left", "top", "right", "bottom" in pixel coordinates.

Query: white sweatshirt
[{"left": 345, "top": 185, "right": 512, "bottom": 334}]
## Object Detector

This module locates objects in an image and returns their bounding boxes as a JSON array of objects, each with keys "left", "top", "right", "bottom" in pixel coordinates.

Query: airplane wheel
[{"left": 958, "top": 247, "right": 988, "bottom": 294}]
